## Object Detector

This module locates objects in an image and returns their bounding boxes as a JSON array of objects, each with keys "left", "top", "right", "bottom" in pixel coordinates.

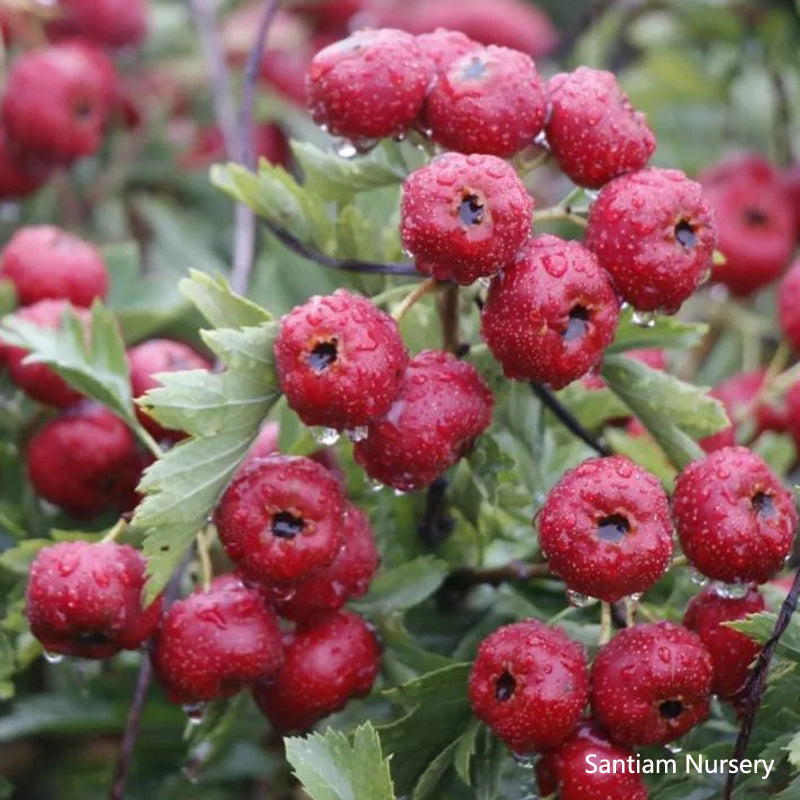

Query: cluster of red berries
[
  {"left": 0, "top": 0, "right": 148, "bottom": 201},
  {"left": 0, "top": 225, "right": 212, "bottom": 518}
]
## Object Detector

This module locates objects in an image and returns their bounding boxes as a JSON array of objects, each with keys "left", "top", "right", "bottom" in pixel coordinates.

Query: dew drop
[
  {"left": 625, "top": 592, "right": 644, "bottom": 603},
  {"left": 631, "top": 309, "right": 657, "bottom": 328},
  {"left": 182, "top": 701, "right": 207, "bottom": 725},
  {"left": 393, "top": 488, "right": 407, "bottom": 497},
  {"left": 367, "top": 477, "right": 385, "bottom": 492},
  {"left": 689, "top": 568, "right": 709, "bottom": 586},
  {"left": 665, "top": 741, "right": 683, "bottom": 754},
  {"left": 512, "top": 752, "right": 537, "bottom": 769},
  {"left": 711, "top": 581, "right": 749, "bottom": 599},
  {"left": 43, "top": 651, "right": 64, "bottom": 665},
  {"left": 566, "top": 589, "right": 598, "bottom": 608},
  {"left": 335, "top": 141, "right": 358, "bottom": 159},
  {"left": 345, "top": 426, "right": 369, "bottom": 443},
  {"left": 310, "top": 426, "right": 340, "bottom": 446}
]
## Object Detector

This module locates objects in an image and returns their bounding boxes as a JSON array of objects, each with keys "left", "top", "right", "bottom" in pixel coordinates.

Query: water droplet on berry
[
  {"left": 366, "top": 477, "right": 385, "bottom": 492},
  {"left": 310, "top": 427, "right": 340, "bottom": 446},
  {"left": 532, "top": 130, "right": 549, "bottom": 149},
  {"left": 476, "top": 276, "right": 491, "bottom": 290},
  {"left": 625, "top": 592, "right": 644, "bottom": 603},
  {"left": 182, "top": 701, "right": 207, "bottom": 725},
  {"left": 393, "top": 488, "right": 407, "bottom": 497},
  {"left": 335, "top": 140, "right": 358, "bottom": 159},
  {"left": 689, "top": 568, "right": 709, "bottom": 586},
  {"left": 665, "top": 741, "right": 684, "bottom": 754},
  {"left": 711, "top": 581, "right": 749, "bottom": 599},
  {"left": 566, "top": 589, "right": 597, "bottom": 608},
  {"left": 511, "top": 752, "right": 537, "bottom": 769},
  {"left": 631, "top": 309, "right": 657, "bottom": 327},
  {"left": 43, "top": 651, "right": 64, "bottom": 665},
  {"left": 345, "top": 426, "right": 369, "bottom": 443}
]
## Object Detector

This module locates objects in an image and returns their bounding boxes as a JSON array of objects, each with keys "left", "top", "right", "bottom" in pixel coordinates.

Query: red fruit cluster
[{"left": 537, "top": 455, "right": 673, "bottom": 602}]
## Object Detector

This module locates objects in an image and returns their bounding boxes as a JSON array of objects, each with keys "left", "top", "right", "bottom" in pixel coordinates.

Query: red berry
[
  {"left": 152, "top": 577, "right": 283, "bottom": 704},
  {"left": 701, "top": 154, "right": 795, "bottom": 296},
  {"left": 482, "top": 235, "right": 619, "bottom": 389},
  {"left": 272, "top": 503, "right": 379, "bottom": 623},
  {"left": 5, "top": 299, "right": 89, "bottom": 407},
  {"left": 27, "top": 403, "right": 146, "bottom": 517},
  {"left": 537, "top": 456, "right": 672, "bottom": 602},
  {"left": 274, "top": 290, "right": 408, "bottom": 430},
  {"left": 0, "top": 126, "right": 51, "bottom": 199},
  {"left": 426, "top": 45, "right": 547, "bottom": 157},
  {"left": 415, "top": 29, "right": 481, "bottom": 74},
  {"left": 46, "top": 0, "right": 148, "bottom": 48},
  {"left": 237, "top": 421, "right": 280, "bottom": 475},
  {"left": 353, "top": 349, "right": 493, "bottom": 491},
  {"left": 546, "top": 66, "right": 656, "bottom": 189},
  {"left": 591, "top": 621, "right": 713, "bottom": 746},
  {"left": 380, "top": 0, "right": 557, "bottom": 58},
  {"left": 585, "top": 168, "right": 717, "bottom": 313},
  {"left": 253, "top": 609, "right": 381, "bottom": 733},
  {"left": 400, "top": 152, "right": 533, "bottom": 285},
  {"left": 128, "top": 338, "right": 212, "bottom": 442},
  {"left": 785, "top": 379, "right": 800, "bottom": 451},
  {"left": 683, "top": 585, "right": 765, "bottom": 700},
  {"left": 214, "top": 454, "right": 345, "bottom": 585},
  {"left": 306, "top": 29, "right": 431, "bottom": 143},
  {"left": 2, "top": 42, "right": 114, "bottom": 162},
  {"left": 672, "top": 446, "right": 797, "bottom": 584},
  {"left": 25, "top": 541, "right": 161, "bottom": 659},
  {"left": 468, "top": 619, "right": 588, "bottom": 754},
  {"left": 779, "top": 258, "right": 800, "bottom": 352},
  {"left": 536, "top": 723, "right": 649, "bottom": 800},
  {"left": 0, "top": 225, "right": 109, "bottom": 307}
]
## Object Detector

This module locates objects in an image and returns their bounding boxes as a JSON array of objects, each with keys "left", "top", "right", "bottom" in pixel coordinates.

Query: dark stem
[
  {"left": 529, "top": 381, "right": 612, "bottom": 457},
  {"left": 442, "top": 560, "right": 551, "bottom": 592},
  {"left": 722, "top": 562, "right": 800, "bottom": 799},
  {"left": 417, "top": 477, "right": 452, "bottom": 548},
  {"left": 771, "top": 69, "right": 794, "bottom": 167},
  {"left": 107, "top": 554, "right": 190, "bottom": 800},
  {"left": 261, "top": 218, "right": 418, "bottom": 275},
  {"left": 438, "top": 284, "right": 461, "bottom": 354}
]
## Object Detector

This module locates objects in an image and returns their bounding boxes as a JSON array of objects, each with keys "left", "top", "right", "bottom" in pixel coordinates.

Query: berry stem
[
  {"left": 438, "top": 284, "right": 461, "bottom": 354},
  {"left": 392, "top": 278, "right": 438, "bottom": 322},
  {"left": 533, "top": 206, "right": 589, "bottom": 228},
  {"left": 671, "top": 555, "right": 689, "bottom": 568},
  {"left": 196, "top": 530, "right": 213, "bottom": 592},
  {"left": 723, "top": 562, "right": 800, "bottom": 799},
  {"left": 135, "top": 425, "right": 164, "bottom": 460},
  {"left": 599, "top": 601, "right": 613, "bottom": 645},
  {"left": 529, "top": 381, "right": 612, "bottom": 457},
  {"left": 101, "top": 517, "right": 128, "bottom": 544}
]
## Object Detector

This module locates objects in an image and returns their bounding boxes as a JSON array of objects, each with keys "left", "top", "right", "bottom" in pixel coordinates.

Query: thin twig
[
  {"left": 417, "top": 477, "right": 453, "bottom": 548},
  {"left": 392, "top": 278, "right": 438, "bottom": 322},
  {"left": 438, "top": 284, "right": 461, "bottom": 354},
  {"left": 442, "top": 560, "right": 551, "bottom": 592},
  {"left": 771, "top": 69, "right": 794, "bottom": 167},
  {"left": 723, "top": 562, "right": 800, "bottom": 799},
  {"left": 529, "top": 382, "right": 612, "bottom": 457}
]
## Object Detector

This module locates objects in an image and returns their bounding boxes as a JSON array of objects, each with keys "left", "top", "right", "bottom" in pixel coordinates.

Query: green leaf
[
  {"left": 607, "top": 307, "right": 709, "bottom": 353},
  {"left": 0, "top": 301, "right": 150, "bottom": 446},
  {"left": 412, "top": 738, "right": 460, "bottom": 800},
  {"left": 454, "top": 719, "right": 481, "bottom": 785},
  {"left": 378, "top": 663, "right": 472, "bottom": 795},
  {"left": 727, "top": 611, "right": 800, "bottom": 661},
  {"left": 0, "top": 695, "right": 120, "bottom": 741},
  {"left": 602, "top": 354, "right": 728, "bottom": 469},
  {"left": 133, "top": 274, "right": 280, "bottom": 601},
  {"left": 350, "top": 557, "right": 449, "bottom": 615},
  {"left": 291, "top": 139, "right": 407, "bottom": 201},
  {"left": 785, "top": 731, "right": 800, "bottom": 770},
  {"left": 0, "top": 775, "right": 12, "bottom": 800},
  {"left": 556, "top": 384, "right": 631, "bottom": 431},
  {"left": 284, "top": 722, "right": 395, "bottom": 800},
  {"left": 178, "top": 270, "right": 271, "bottom": 329}
]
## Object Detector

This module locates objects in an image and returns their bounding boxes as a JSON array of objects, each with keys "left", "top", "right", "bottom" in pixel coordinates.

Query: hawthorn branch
[
  {"left": 722, "top": 562, "right": 800, "bottom": 799},
  {"left": 417, "top": 477, "right": 453, "bottom": 548},
  {"left": 442, "top": 560, "right": 550, "bottom": 592},
  {"left": 529, "top": 381, "right": 612, "bottom": 457}
]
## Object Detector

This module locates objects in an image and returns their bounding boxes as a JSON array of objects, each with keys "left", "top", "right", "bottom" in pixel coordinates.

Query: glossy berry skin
[
  {"left": 128, "top": 339, "right": 212, "bottom": 442},
  {"left": 591, "top": 621, "right": 713, "bottom": 746},
  {"left": 27, "top": 404, "right": 146, "bottom": 517},
  {"left": 5, "top": 299, "right": 89, "bottom": 407},
  {"left": 354, "top": 350, "right": 493, "bottom": 491},
  {"left": 400, "top": 153, "right": 533, "bottom": 285},
  {"left": 536, "top": 723, "right": 648, "bottom": 800},
  {"left": 672, "top": 447, "right": 797, "bottom": 584},
  {"left": 2, "top": 43, "right": 114, "bottom": 162},
  {"left": 0, "top": 226, "right": 109, "bottom": 307},
  {"left": 482, "top": 235, "right": 619, "bottom": 389},
  {"left": 26, "top": 541, "right": 161, "bottom": 659},
  {"left": 426, "top": 46, "right": 547, "bottom": 158},
  {"left": 779, "top": 259, "right": 800, "bottom": 352},
  {"left": 306, "top": 29, "right": 431, "bottom": 142},
  {"left": 468, "top": 620, "right": 588, "bottom": 754},
  {"left": 546, "top": 67, "right": 656, "bottom": 189},
  {"left": 415, "top": 29, "right": 481, "bottom": 74},
  {"left": 272, "top": 503, "right": 378, "bottom": 623},
  {"left": 538, "top": 456, "right": 672, "bottom": 602},
  {"left": 683, "top": 585, "right": 765, "bottom": 700},
  {"left": 214, "top": 455, "right": 345, "bottom": 585},
  {"left": 701, "top": 154, "right": 794, "bottom": 296},
  {"left": 46, "top": 0, "right": 148, "bottom": 48},
  {"left": 152, "top": 578, "right": 283, "bottom": 704},
  {"left": 585, "top": 168, "right": 717, "bottom": 313},
  {"left": 274, "top": 290, "right": 408, "bottom": 430},
  {"left": 0, "top": 127, "right": 51, "bottom": 199},
  {"left": 253, "top": 610, "right": 381, "bottom": 733}
]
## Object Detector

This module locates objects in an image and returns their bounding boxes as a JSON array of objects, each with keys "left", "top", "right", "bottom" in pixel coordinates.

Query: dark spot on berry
[
  {"left": 75, "top": 630, "right": 110, "bottom": 646},
  {"left": 461, "top": 56, "right": 487, "bottom": 80},
  {"left": 272, "top": 511, "right": 305, "bottom": 539},
  {"left": 752, "top": 492, "right": 776, "bottom": 517},
  {"left": 744, "top": 207, "right": 769, "bottom": 226},
  {"left": 658, "top": 699, "right": 684, "bottom": 719},
  {"left": 596, "top": 513, "right": 631, "bottom": 542},
  {"left": 458, "top": 193, "right": 485, "bottom": 226},
  {"left": 563, "top": 306, "right": 590, "bottom": 342},
  {"left": 307, "top": 339, "right": 338, "bottom": 372},
  {"left": 74, "top": 99, "right": 95, "bottom": 121},
  {"left": 495, "top": 670, "right": 516, "bottom": 701},
  {"left": 674, "top": 219, "right": 697, "bottom": 250}
]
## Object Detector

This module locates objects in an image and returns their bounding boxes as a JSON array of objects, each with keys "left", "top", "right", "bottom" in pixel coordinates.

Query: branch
[
  {"left": 417, "top": 477, "right": 453, "bottom": 548},
  {"left": 442, "top": 560, "right": 551, "bottom": 592},
  {"left": 723, "top": 562, "right": 800, "bottom": 799},
  {"left": 529, "top": 381, "right": 613, "bottom": 457}
]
